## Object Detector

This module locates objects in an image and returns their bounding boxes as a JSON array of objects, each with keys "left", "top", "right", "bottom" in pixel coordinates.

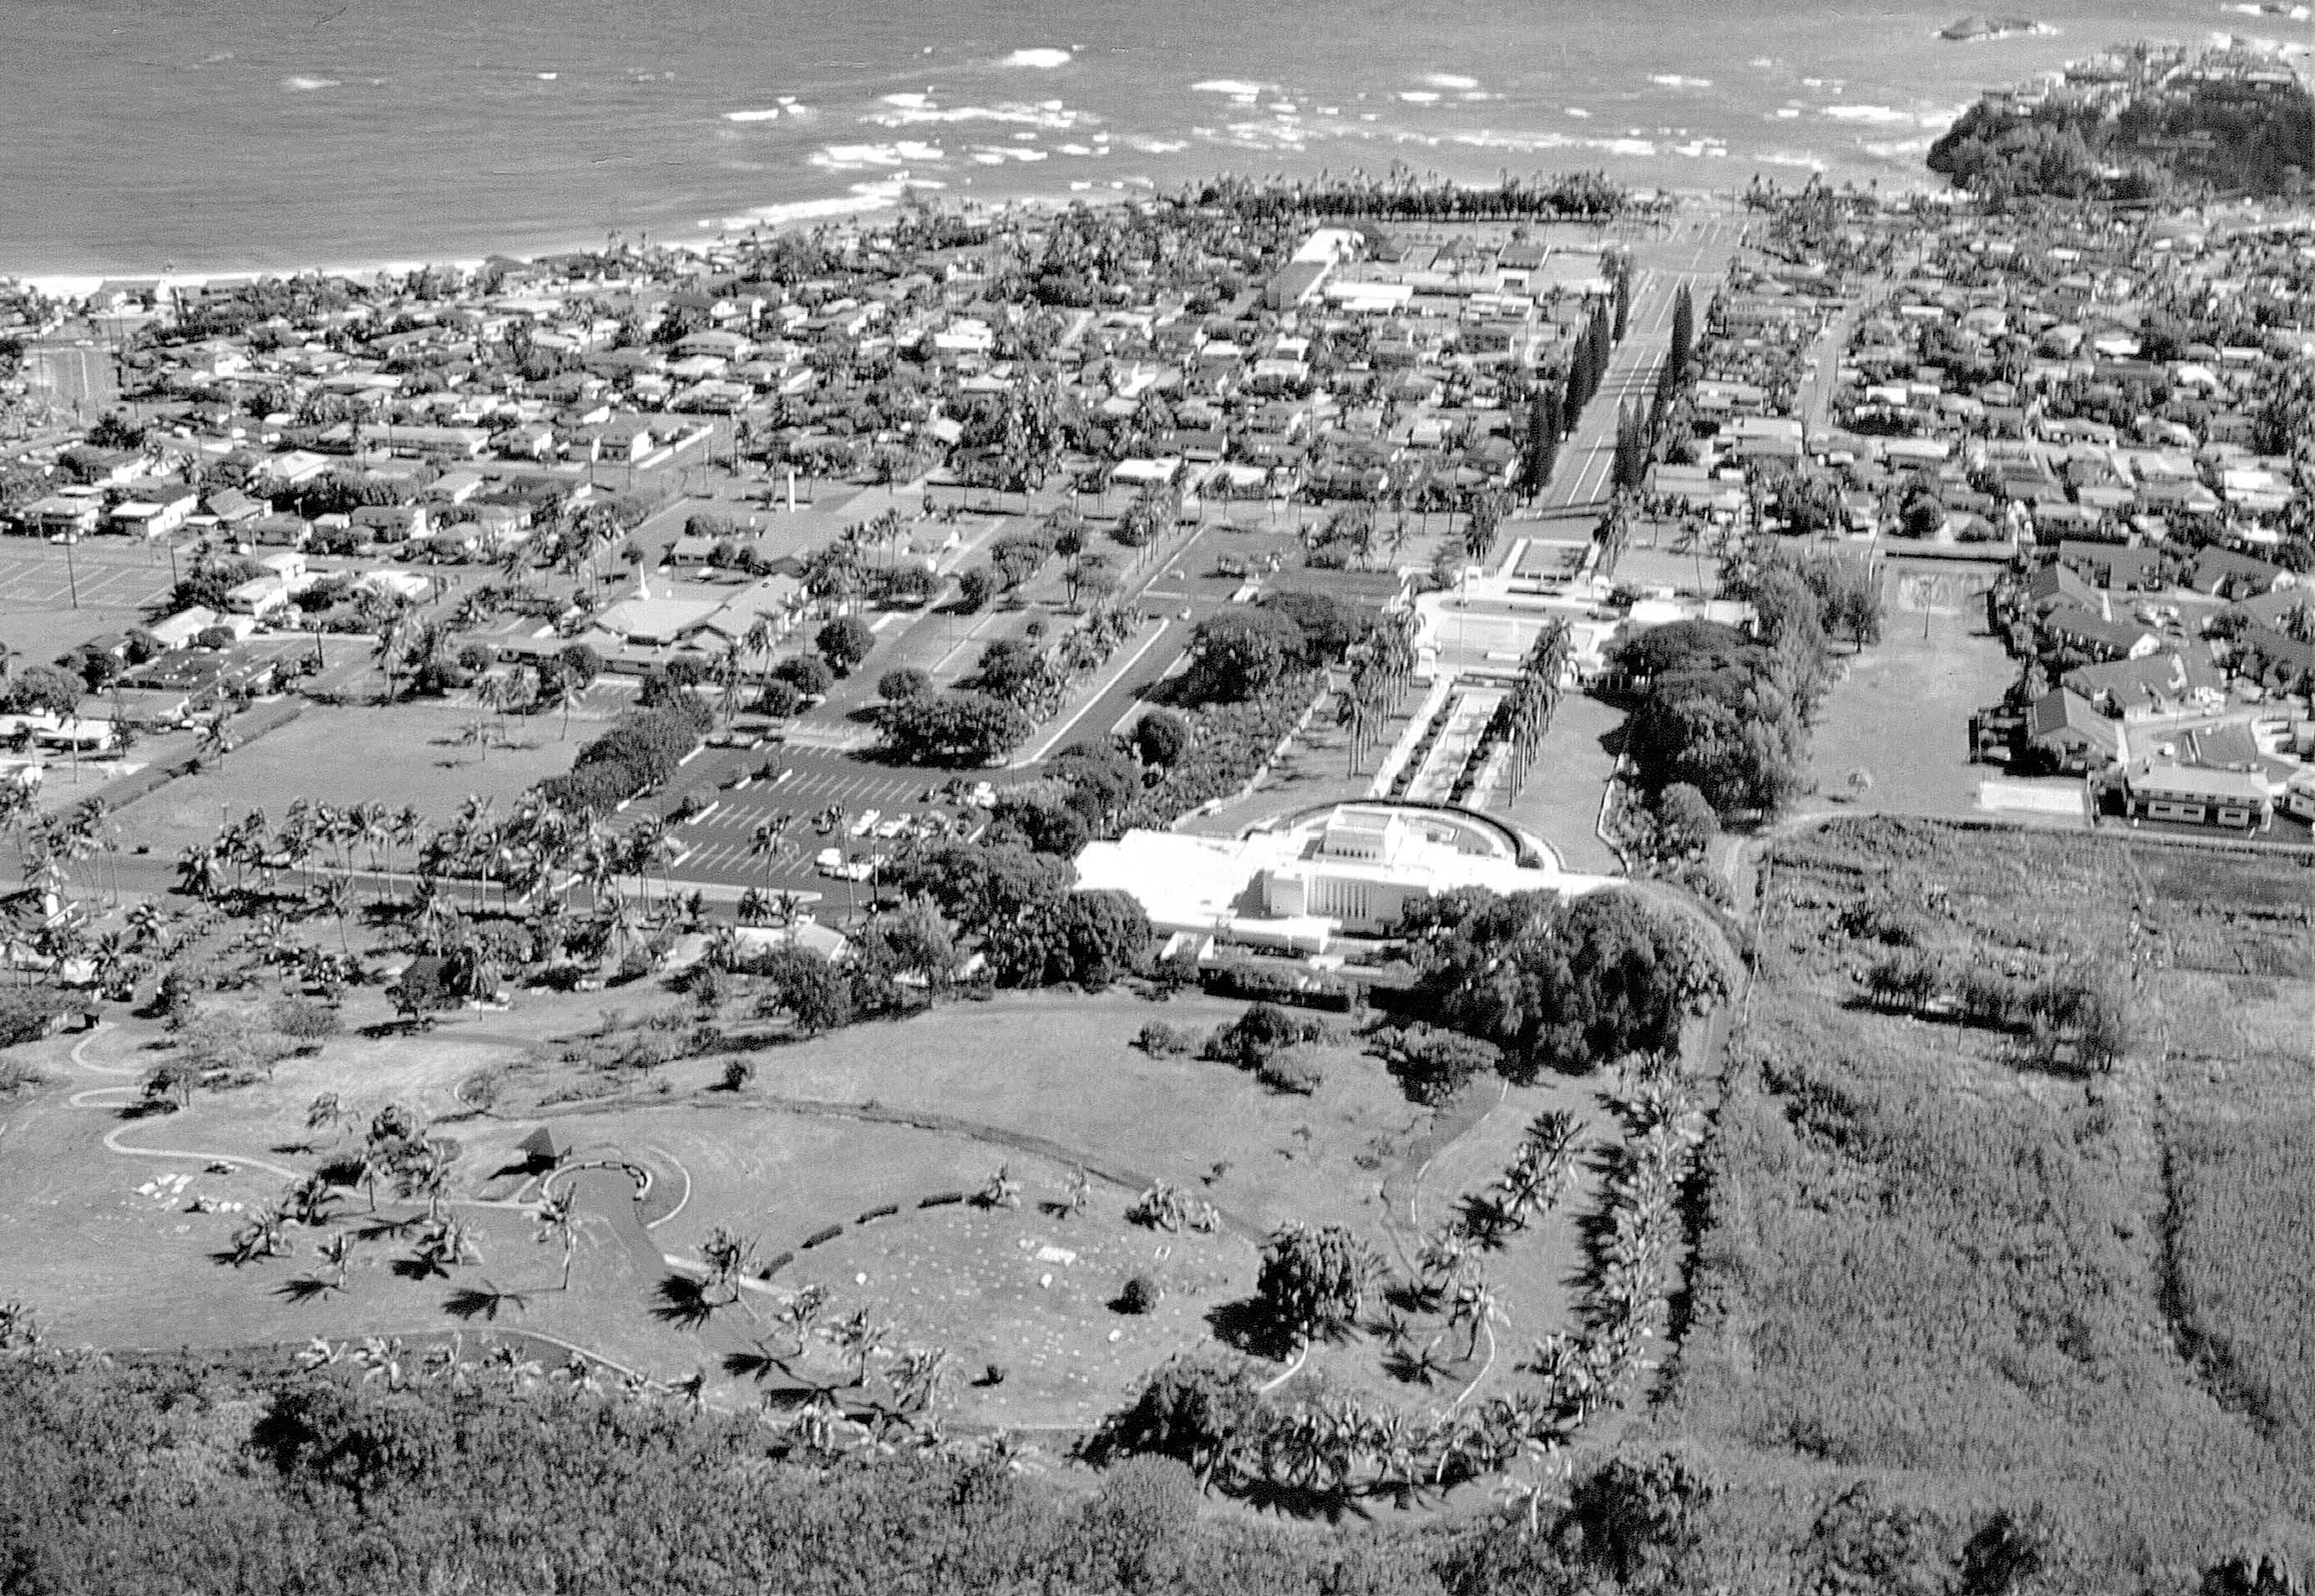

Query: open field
[
  {"left": 1799, "top": 560, "right": 2026, "bottom": 821},
  {"left": 1641, "top": 816, "right": 2315, "bottom": 1588}
]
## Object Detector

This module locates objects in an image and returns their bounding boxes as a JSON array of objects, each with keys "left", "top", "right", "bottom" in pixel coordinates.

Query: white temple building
[{"left": 1073, "top": 802, "right": 1612, "bottom": 954}]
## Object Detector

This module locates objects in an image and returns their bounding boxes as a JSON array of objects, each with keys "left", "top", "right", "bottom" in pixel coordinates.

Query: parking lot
[
  {"left": 0, "top": 538, "right": 178, "bottom": 613},
  {"left": 627, "top": 747, "right": 1005, "bottom": 894}
]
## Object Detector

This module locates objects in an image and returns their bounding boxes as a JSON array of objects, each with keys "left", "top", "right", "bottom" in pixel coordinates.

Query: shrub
[
  {"left": 717, "top": 1058, "right": 755, "bottom": 1092},
  {"left": 1255, "top": 1046, "right": 1325, "bottom": 1096},
  {"left": 1132, "top": 710, "right": 1190, "bottom": 768},
  {"left": 752, "top": 679, "right": 804, "bottom": 718},
  {"left": 573, "top": 707, "right": 701, "bottom": 789},
  {"left": 876, "top": 667, "right": 931, "bottom": 702},
  {"left": 1385, "top": 1023, "right": 1502, "bottom": 1105},
  {"left": 1136, "top": 1021, "right": 1199, "bottom": 1057},
  {"left": 1204, "top": 1002, "right": 1338, "bottom": 1068},
  {"left": 1117, "top": 1274, "right": 1162, "bottom": 1315},
  {"left": 267, "top": 997, "right": 341, "bottom": 1041},
  {"left": 773, "top": 655, "right": 834, "bottom": 698},
  {"left": 816, "top": 616, "right": 874, "bottom": 675},
  {"left": 0, "top": 988, "right": 78, "bottom": 1049},
  {"left": 537, "top": 760, "right": 639, "bottom": 814}
]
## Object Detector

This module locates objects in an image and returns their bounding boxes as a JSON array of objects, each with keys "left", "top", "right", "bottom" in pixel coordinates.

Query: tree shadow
[
  {"left": 443, "top": 1283, "right": 529, "bottom": 1322},
  {"left": 651, "top": 1273, "right": 717, "bottom": 1330},
  {"left": 1234, "top": 1476, "right": 1375, "bottom": 1526},
  {"left": 272, "top": 1274, "right": 342, "bottom": 1305},
  {"left": 1205, "top": 1296, "right": 1294, "bottom": 1361}
]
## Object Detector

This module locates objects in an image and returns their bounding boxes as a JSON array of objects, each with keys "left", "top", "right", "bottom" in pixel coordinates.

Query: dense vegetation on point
[{"left": 1928, "top": 78, "right": 2315, "bottom": 202}]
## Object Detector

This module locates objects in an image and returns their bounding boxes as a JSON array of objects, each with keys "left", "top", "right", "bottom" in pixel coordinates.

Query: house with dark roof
[
  {"left": 2061, "top": 651, "right": 2224, "bottom": 720},
  {"left": 2236, "top": 626, "right": 2315, "bottom": 696},
  {"left": 2054, "top": 540, "right": 2168, "bottom": 591},
  {"left": 2043, "top": 608, "right": 2161, "bottom": 662},
  {"left": 2025, "top": 687, "right": 2123, "bottom": 773},
  {"left": 2024, "top": 560, "right": 2097, "bottom": 616},
  {"left": 2189, "top": 545, "right": 2292, "bottom": 600}
]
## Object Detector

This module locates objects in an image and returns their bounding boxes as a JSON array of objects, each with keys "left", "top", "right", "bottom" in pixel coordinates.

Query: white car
[
  {"left": 814, "top": 848, "right": 844, "bottom": 875},
  {"left": 969, "top": 782, "right": 997, "bottom": 809},
  {"left": 874, "top": 814, "right": 909, "bottom": 840},
  {"left": 848, "top": 808, "right": 880, "bottom": 838}
]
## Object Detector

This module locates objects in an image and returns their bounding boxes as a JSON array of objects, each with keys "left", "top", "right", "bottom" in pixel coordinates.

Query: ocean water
[{"left": 0, "top": 0, "right": 2295, "bottom": 279}]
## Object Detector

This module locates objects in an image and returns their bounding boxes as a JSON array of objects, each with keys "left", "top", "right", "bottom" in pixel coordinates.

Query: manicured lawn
[
  {"left": 1493, "top": 691, "right": 1625, "bottom": 874},
  {"left": 0, "top": 982, "right": 1591, "bottom": 1426},
  {"left": 125, "top": 701, "right": 581, "bottom": 859}
]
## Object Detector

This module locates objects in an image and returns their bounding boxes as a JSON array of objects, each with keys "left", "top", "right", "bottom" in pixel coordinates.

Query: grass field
[
  {"left": 124, "top": 701, "right": 581, "bottom": 859},
  {"left": 1637, "top": 817, "right": 2315, "bottom": 1590},
  {"left": 1798, "top": 561, "right": 2021, "bottom": 821}
]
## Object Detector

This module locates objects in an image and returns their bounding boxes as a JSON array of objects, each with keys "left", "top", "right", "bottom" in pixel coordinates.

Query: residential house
[
  {"left": 2025, "top": 687, "right": 2123, "bottom": 772},
  {"left": 2119, "top": 761, "right": 2272, "bottom": 828},
  {"left": 2189, "top": 545, "right": 2292, "bottom": 600}
]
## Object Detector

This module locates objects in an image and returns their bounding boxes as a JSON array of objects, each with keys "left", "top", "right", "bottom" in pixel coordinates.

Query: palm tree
[
  {"left": 228, "top": 1206, "right": 291, "bottom": 1267},
  {"left": 829, "top": 1308, "right": 894, "bottom": 1388},
  {"left": 534, "top": 1188, "right": 580, "bottom": 1289},
  {"left": 888, "top": 1345, "right": 956, "bottom": 1416},
  {"left": 778, "top": 1282, "right": 829, "bottom": 1359},
  {"left": 400, "top": 1140, "right": 457, "bottom": 1222},
  {"left": 314, "top": 1229, "right": 358, "bottom": 1289},
  {"left": 312, "top": 874, "right": 354, "bottom": 953},
  {"left": 125, "top": 899, "right": 171, "bottom": 955},
  {"left": 306, "top": 1092, "right": 347, "bottom": 1143}
]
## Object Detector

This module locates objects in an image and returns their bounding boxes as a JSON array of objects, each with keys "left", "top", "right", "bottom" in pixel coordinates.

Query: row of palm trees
[
  {"left": 1478, "top": 614, "right": 1574, "bottom": 803},
  {"left": 1193, "top": 1077, "right": 1706, "bottom": 1509},
  {"left": 1334, "top": 605, "right": 1422, "bottom": 776}
]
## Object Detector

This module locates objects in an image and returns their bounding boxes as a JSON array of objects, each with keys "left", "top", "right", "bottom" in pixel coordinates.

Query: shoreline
[
  {"left": 5, "top": 178, "right": 1784, "bottom": 301},
  {"left": 7, "top": 176, "right": 1179, "bottom": 300}
]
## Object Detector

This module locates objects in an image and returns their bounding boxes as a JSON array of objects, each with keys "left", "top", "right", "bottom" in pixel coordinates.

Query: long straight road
[{"left": 1522, "top": 215, "right": 1743, "bottom": 535}]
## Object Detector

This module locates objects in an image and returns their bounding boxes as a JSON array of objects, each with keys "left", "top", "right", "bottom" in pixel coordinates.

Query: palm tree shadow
[
  {"left": 272, "top": 1274, "right": 341, "bottom": 1304},
  {"left": 443, "top": 1284, "right": 529, "bottom": 1322},
  {"left": 652, "top": 1273, "right": 717, "bottom": 1330}
]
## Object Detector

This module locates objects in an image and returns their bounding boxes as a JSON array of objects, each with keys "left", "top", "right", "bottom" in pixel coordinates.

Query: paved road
[{"left": 1522, "top": 220, "right": 1744, "bottom": 535}]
